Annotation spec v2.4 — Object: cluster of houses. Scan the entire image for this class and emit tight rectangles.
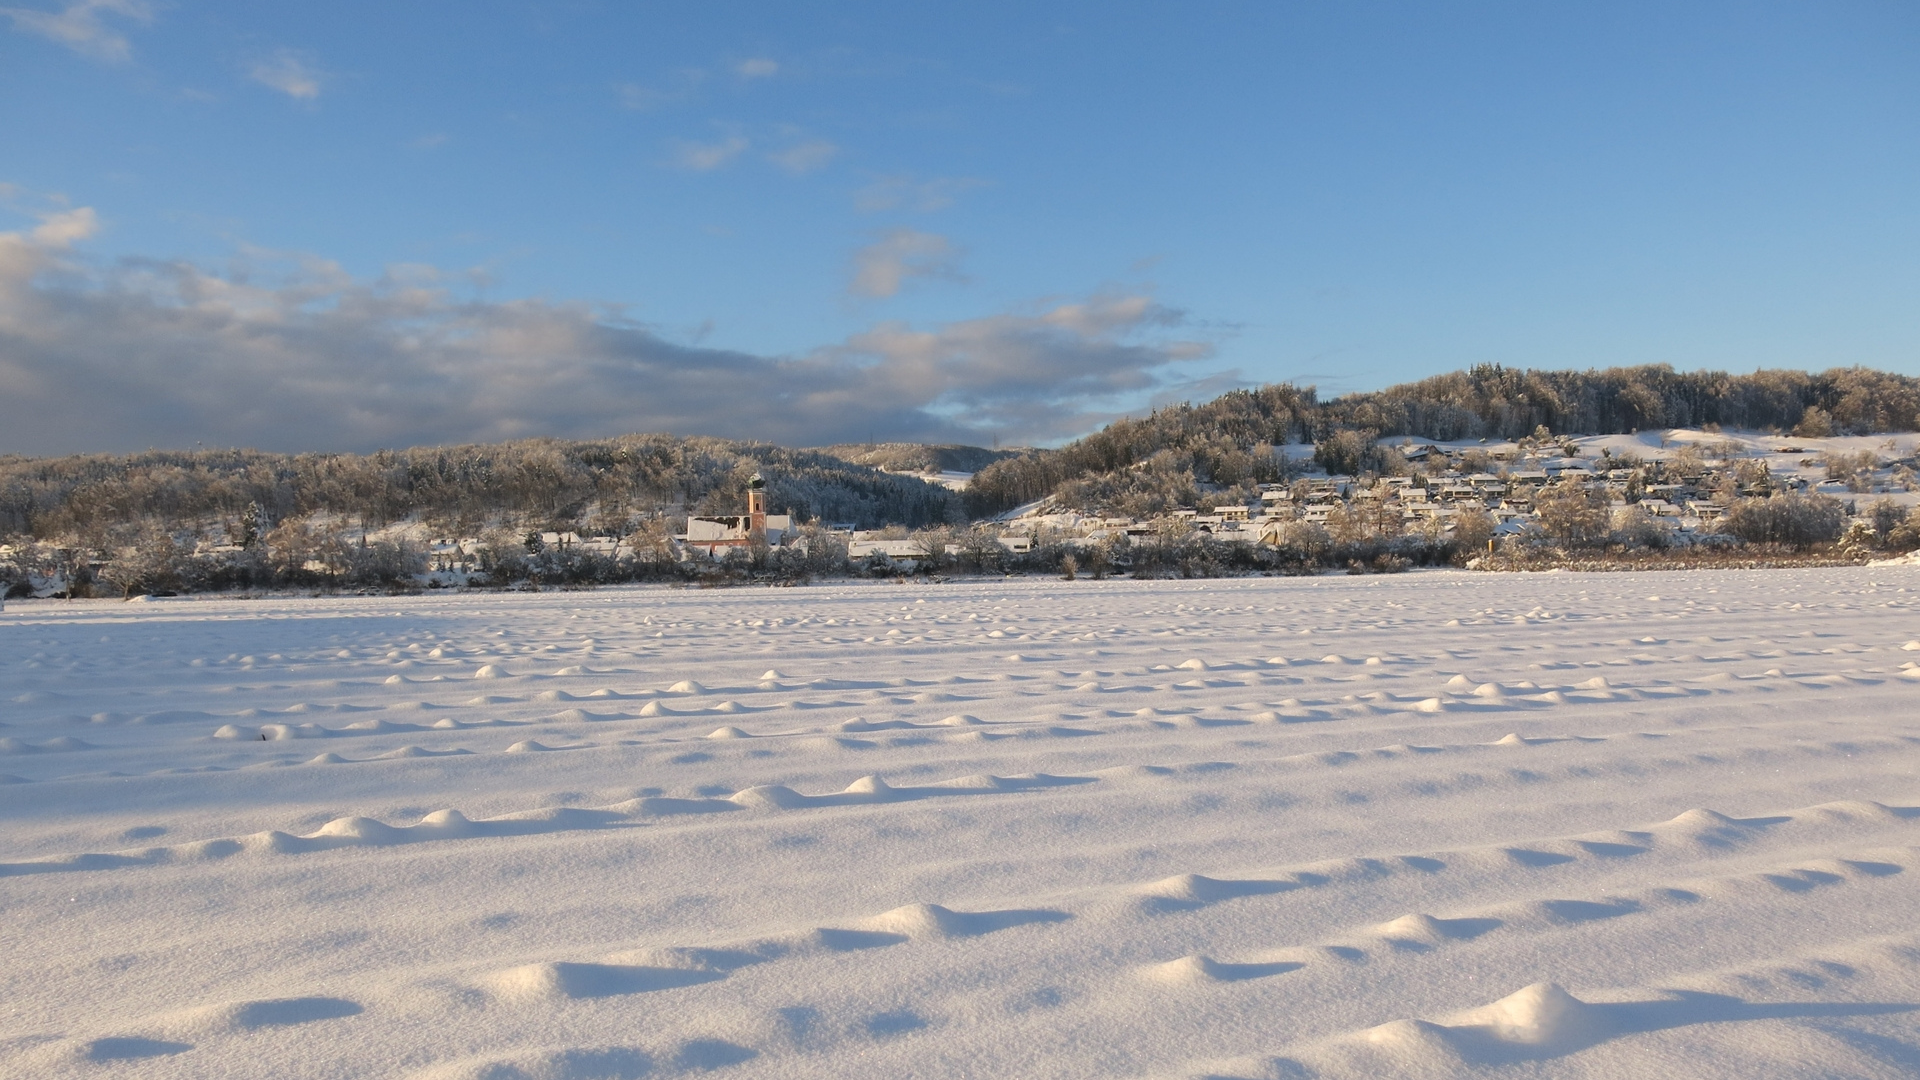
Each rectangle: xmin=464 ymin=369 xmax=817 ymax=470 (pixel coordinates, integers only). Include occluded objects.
xmin=995 ymin=442 xmax=1848 ymax=550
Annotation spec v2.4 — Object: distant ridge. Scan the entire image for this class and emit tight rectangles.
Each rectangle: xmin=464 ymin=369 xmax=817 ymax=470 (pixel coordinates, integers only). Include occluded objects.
xmin=0 ymin=434 xmax=965 ymax=540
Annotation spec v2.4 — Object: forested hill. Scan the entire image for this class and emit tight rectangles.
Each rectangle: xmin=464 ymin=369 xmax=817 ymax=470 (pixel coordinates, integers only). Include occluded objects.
xmin=961 ymin=364 xmax=1920 ymax=518
xmin=0 ymin=435 xmax=965 ymax=541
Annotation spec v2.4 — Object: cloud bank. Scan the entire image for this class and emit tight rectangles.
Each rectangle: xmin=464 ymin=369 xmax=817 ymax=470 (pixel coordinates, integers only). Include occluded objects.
xmin=0 ymin=209 xmax=1217 ymax=456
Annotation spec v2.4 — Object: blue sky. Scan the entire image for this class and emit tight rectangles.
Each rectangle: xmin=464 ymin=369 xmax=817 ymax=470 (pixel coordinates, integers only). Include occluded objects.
xmin=2 ymin=1 xmax=1916 ymax=454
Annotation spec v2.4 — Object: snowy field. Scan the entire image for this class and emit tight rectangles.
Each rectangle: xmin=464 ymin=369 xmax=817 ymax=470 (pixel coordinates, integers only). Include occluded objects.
xmin=7 ymin=570 xmax=1920 ymax=1079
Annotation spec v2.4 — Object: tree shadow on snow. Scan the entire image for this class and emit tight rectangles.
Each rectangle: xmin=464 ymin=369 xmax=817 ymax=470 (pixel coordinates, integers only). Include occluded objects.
xmin=84 ymin=1037 xmax=193 ymax=1062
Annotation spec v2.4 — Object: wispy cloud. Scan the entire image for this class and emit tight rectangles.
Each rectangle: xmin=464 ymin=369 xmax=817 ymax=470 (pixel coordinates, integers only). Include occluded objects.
xmin=0 ymin=0 xmax=150 ymax=62
xmin=616 ymin=83 xmax=674 ymax=111
xmin=615 ymin=67 xmax=705 ymax=111
xmin=0 ymin=213 xmax=1215 ymax=453
xmin=768 ymin=139 xmax=838 ymax=176
xmin=248 ymin=49 xmax=322 ymax=100
xmin=672 ymin=135 xmax=750 ymax=172
xmin=854 ymin=174 xmax=988 ymax=213
xmin=850 ymin=229 xmax=963 ymax=298
xmin=617 ymin=56 xmax=776 ymax=112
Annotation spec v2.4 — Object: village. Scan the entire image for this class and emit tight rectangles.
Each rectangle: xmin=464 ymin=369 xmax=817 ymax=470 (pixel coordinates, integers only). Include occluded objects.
xmin=3 ymin=430 xmax=1915 ymax=597
xmin=423 ymin=430 xmax=1920 ymax=576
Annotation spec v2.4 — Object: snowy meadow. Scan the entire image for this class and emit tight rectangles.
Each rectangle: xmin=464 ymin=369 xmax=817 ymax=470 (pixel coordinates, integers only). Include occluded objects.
xmin=5 ymin=570 xmax=1920 ymax=1078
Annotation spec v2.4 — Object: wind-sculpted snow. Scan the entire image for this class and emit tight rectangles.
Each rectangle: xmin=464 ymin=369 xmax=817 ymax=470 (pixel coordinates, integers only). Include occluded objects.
xmin=7 ymin=570 xmax=1920 ymax=1077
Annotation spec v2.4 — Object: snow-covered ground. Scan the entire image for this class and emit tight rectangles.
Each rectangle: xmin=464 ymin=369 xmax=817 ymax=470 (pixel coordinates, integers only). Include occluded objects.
xmin=6 ymin=571 xmax=1920 ymax=1079
xmin=883 ymin=469 xmax=976 ymax=492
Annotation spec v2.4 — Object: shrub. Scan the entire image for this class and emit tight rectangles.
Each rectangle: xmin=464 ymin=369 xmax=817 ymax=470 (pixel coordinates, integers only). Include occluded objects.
xmin=1722 ymin=493 xmax=1846 ymax=549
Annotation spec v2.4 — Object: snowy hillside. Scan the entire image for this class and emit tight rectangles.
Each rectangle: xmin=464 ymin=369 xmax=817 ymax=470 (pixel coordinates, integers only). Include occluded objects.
xmin=5 ymin=571 xmax=1920 ymax=1078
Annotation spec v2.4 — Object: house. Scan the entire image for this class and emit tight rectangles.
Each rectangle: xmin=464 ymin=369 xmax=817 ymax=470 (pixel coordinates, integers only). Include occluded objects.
xmin=846 ymin=538 xmax=929 ymax=559
xmin=848 ymin=535 xmax=1033 ymax=559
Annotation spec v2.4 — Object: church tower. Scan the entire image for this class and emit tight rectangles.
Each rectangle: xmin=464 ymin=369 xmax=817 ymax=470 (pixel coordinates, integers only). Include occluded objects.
xmin=746 ymin=473 xmax=767 ymax=535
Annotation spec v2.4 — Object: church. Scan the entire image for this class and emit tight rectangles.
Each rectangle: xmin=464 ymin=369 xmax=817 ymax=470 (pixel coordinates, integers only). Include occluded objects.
xmin=679 ymin=473 xmax=796 ymax=557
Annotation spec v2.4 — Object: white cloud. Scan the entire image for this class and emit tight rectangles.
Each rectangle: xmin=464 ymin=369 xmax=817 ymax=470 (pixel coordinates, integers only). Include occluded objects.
xmin=248 ymin=49 xmax=322 ymax=100
xmin=854 ymin=174 xmax=988 ymax=213
xmin=28 ymin=205 xmax=98 ymax=246
xmin=850 ymin=229 xmax=963 ymax=299
xmin=0 ymin=215 xmax=1216 ymax=454
xmin=735 ymin=58 xmax=778 ymax=78
xmin=0 ymin=0 xmax=149 ymax=61
xmin=0 ymin=204 xmax=98 ymax=291
xmin=768 ymin=139 xmax=838 ymax=176
xmin=672 ymin=135 xmax=749 ymax=172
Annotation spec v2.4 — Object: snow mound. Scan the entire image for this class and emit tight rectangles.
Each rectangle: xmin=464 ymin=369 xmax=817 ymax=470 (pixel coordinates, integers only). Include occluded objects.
xmin=1455 ymin=981 xmax=1611 ymax=1049
xmin=728 ymin=785 xmax=809 ymax=809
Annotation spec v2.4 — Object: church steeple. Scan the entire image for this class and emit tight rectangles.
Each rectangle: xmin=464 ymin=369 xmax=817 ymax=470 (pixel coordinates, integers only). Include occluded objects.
xmin=746 ymin=473 xmax=767 ymax=535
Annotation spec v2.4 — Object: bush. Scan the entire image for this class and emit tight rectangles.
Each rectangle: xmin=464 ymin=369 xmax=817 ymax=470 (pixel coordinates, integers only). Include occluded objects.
xmin=1866 ymin=498 xmax=1908 ymax=548
xmin=98 ymin=527 xmax=189 ymax=598
xmin=1608 ymin=504 xmax=1670 ymax=550
xmin=1722 ymin=493 xmax=1846 ymax=549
